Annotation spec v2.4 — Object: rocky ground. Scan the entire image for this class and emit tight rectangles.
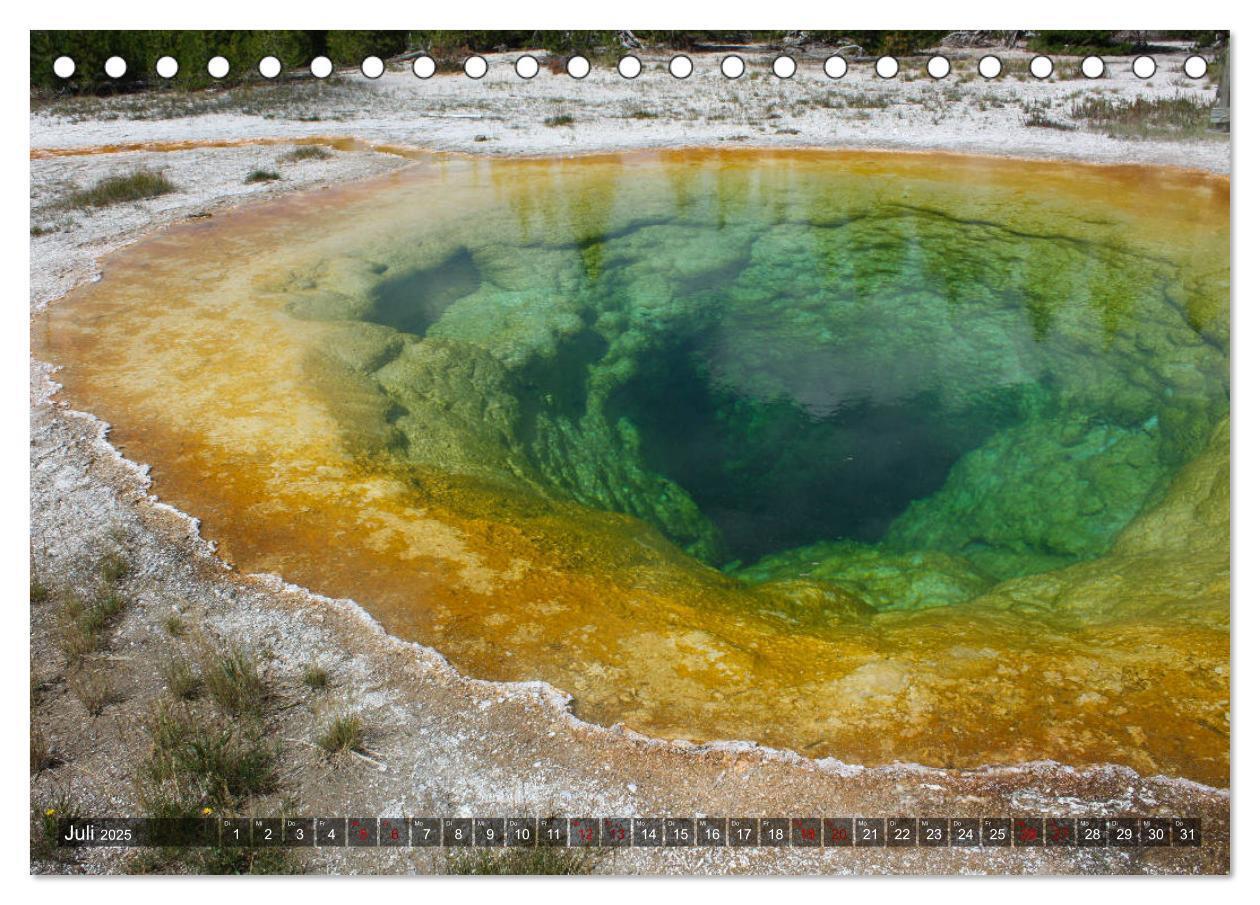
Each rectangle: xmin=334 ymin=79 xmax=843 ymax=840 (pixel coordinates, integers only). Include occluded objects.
xmin=29 ymin=43 xmax=1230 ymax=875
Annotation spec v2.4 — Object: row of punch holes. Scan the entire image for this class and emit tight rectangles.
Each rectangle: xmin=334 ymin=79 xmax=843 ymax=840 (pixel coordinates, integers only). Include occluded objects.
xmin=52 ymin=52 xmax=1211 ymax=83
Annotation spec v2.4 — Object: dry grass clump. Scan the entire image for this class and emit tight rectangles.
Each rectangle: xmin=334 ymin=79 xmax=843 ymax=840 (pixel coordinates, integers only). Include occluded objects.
xmin=244 ymin=168 xmax=281 ymax=184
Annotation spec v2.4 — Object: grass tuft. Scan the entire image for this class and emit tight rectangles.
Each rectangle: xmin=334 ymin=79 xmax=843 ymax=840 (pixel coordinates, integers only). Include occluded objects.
xmin=163 ymin=613 xmax=187 ymax=637
xmin=97 ymin=549 xmax=131 ymax=584
xmin=244 ymin=169 xmax=281 ymax=184
xmin=31 ymin=726 xmax=61 ymax=774
xmin=66 ymin=170 xmax=175 ymax=208
xmin=1024 ymin=111 xmax=1077 ymax=131
xmin=68 ymin=667 xmax=124 ymax=716
xmin=316 ymin=714 xmax=364 ymax=756
xmin=161 ymin=655 xmax=202 ymax=700
xmin=1068 ymin=95 xmax=1215 ymax=138
xmin=56 ymin=591 xmax=128 ymax=662
xmin=301 ymin=664 xmax=329 ymax=691
xmin=279 ymin=145 xmax=332 ymax=162
xmin=32 ymin=788 xmax=78 ymax=862
xmin=141 ymin=701 xmax=278 ymax=812
xmin=544 ymin=114 xmax=575 ymax=127
xmin=200 ymin=644 xmax=268 ymax=718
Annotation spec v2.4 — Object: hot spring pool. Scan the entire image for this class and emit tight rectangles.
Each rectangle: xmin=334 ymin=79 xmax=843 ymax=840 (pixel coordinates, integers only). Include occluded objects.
xmin=37 ymin=148 xmax=1230 ymax=783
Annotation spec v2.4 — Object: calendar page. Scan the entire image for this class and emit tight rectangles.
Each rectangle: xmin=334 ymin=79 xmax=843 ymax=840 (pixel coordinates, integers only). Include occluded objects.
xmin=27 ymin=18 xmax=1230 ymax=878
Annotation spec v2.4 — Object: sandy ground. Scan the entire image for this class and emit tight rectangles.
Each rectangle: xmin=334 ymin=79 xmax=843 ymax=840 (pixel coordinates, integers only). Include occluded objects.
xmin=28 ymin=45 xmax=1230 ymax=875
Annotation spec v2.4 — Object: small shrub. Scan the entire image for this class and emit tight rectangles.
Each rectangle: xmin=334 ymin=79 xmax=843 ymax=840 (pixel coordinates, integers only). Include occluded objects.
xmin=30 ymin=574 xmax=49 ymax=604
xmin=317 ymin=714 xmax=364 ymax=756
xmin=279 ymin=145 xmax=333 ymax=162
xmin=629 ymin=110 xmax=658 ymax=119
xmin=544 ymin=114 xmax=575 ymax=127
xmin=66 ymin=170 xmax=175 ymax=208
xmin=301 ymin=664 xmax=329 ymax=691
xmin=245 ymin=169 xmax=282 ymax=184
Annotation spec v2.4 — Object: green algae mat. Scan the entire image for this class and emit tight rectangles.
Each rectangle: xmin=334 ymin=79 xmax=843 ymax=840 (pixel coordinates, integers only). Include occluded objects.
xmin=36 ymin=149 xmax=1230 ymax=785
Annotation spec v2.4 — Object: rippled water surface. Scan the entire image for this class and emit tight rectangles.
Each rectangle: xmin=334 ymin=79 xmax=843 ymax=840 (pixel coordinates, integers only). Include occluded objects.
xmin=37 ymin=149 xmax=1230 ymax=783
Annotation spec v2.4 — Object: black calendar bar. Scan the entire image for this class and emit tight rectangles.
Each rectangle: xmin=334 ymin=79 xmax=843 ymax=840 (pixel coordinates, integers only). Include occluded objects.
xmin=57 ymin=816 xmax=1202 ymax=848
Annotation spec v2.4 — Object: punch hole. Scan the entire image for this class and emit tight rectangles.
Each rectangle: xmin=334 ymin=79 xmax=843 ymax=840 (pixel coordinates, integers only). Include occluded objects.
xmin=361 ymin=56 xmax=385 ymax=79
xmin=772 ymin=55 xmax=796 ymax=79
xmin=1132 ymin=55 xmax=1156 ymax=79
xmin=1029 ymin=55 xmax=1053 ymax=79
xmin=977 ymin=55 xmax=1001 ymax=79
xmin=669 ymin=55 xmax=693 ymax=79
xmin=1183 ymin=55 xmax=1208 ymax=79
xmin=259 ymin=56 xmax=281 ymax=79
xmin=515 ymin=55 xmax=539 ymax=79
xmin=207 ymin=56 xmax=230 ymax=79
xmin=823 ymin=55 xmax=848 ymax=79
xmin=567 ymin=55 xmax=591 ymax=79
xmin=618 ymin=55 xmax=642 ymax=79
xmin=156 ymin=56 xmax=178 ymax=79
xmin=1081 ymin=56 xmax=1105 ymax=79
xmin=875 ymin=56 xmax=898 ymax=79
xmin=53 ymin=56 xmax=76 ymax=78
xmin=310 ymin=56 xmax=333 ymax=78
xmin=926 ymin=56 xmax=950 ymax=79
xmin=721 ymin=55 xmax=745 ymax=79
xmin=411 ymin=55 xmax=435 ymax=79
xmin=104 ymin=56 xmax=127 ymax=79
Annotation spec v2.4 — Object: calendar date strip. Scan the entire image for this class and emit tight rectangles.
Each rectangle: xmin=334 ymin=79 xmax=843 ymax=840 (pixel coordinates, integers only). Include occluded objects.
xmin=57 ymin=816 xmax=1202 ymax=848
